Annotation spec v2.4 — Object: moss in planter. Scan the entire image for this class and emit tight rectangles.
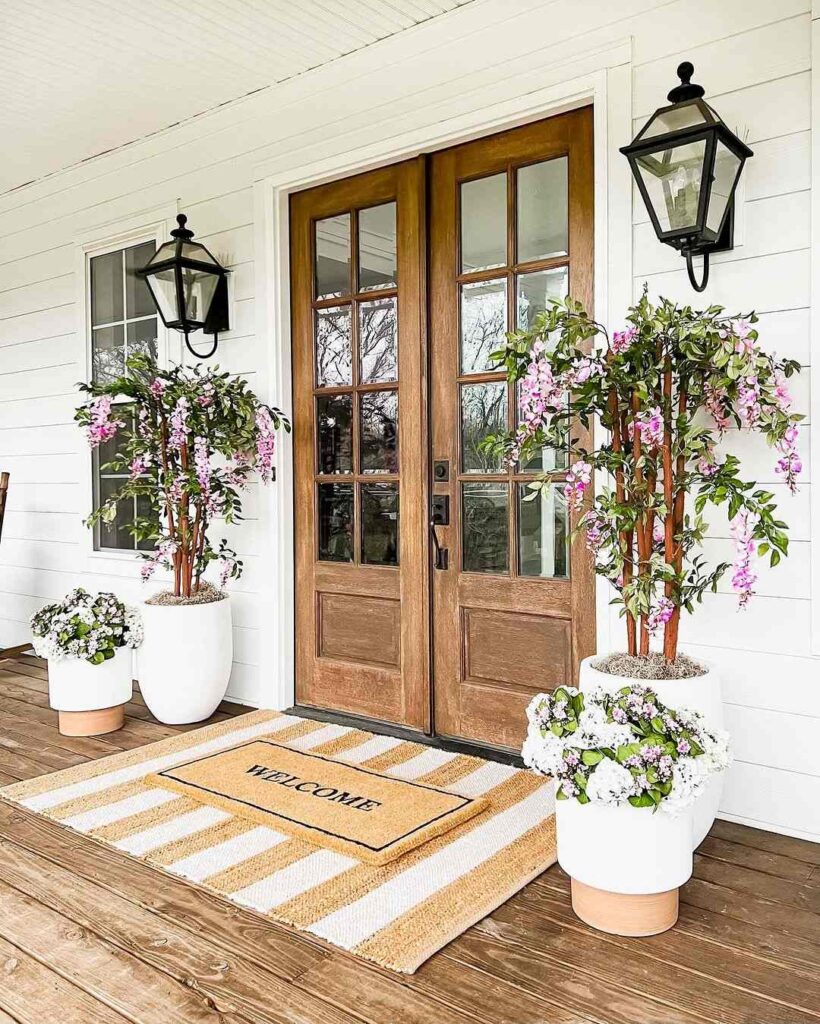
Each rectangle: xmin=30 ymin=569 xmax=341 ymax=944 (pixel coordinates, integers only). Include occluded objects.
xmin=592 ymin=652 xmax=706 ymax=680
xmin=145 ymin=581 xmax=226 ymax=607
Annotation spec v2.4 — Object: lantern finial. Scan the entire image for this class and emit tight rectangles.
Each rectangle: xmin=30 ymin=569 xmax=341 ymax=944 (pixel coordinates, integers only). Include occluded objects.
xmin=667 ymin=61 xmax=705 ymax=103
xmin=171 ymin=213 xmax=194 ymax=240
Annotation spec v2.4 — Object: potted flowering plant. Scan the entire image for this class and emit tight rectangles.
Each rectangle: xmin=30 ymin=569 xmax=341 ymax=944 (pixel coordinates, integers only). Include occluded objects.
xmin=31 ymin=588 xmax=143 ymax=736
xmin=488 ymin=291 xmax=800 ymax=844
xmin=524 ymin=684 xmax=729 ymax=935
xmin=76 ymin=353 xmax=289 ymax=724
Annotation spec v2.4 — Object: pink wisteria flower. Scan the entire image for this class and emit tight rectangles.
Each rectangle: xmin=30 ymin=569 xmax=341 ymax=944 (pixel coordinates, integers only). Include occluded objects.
xmin=631 ymin=406 xmax=664 ymax=450
xmin=730 ymin=508 xmax=758 ymax=609
xmin=733 ymin=319 xmax=755 ymax=356
xmin=140 ymin=537 xmax=179 ymax=582
xmin=775 ymin=424 xmax=802 ymax=494
xmin=84 ymin=395 xmax=123 ymax=448
xmin=705 ymin=384 xmax=731 ymax=435
xmin=566 ymin=356 xmax=603 ymax=386
xmin=737 ymin=376 xmax=761 ymax=428
xmin=564 ymin=460 xmax=592 ymax=511
xmin=148 ymin=377 xmax=166 ymax=399
xmin=611 ymin=326 xmax=637 ymax=355
xmin=168 ymin=396 xmax=190 ymax=450
xmin=647 ymin=596 xmax=675 ymax=635
xmin=193 ymin=436 xmax=211 ymax=494
xmin=255 ymin=407 xmax=277 ymax=484
xmin=129 ymin=453 xmax=151 ymax=480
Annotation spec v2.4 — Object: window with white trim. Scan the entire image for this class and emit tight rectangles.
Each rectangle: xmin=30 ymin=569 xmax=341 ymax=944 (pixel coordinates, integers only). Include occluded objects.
xmin=89 ymin=240 xmax=158 ymax=552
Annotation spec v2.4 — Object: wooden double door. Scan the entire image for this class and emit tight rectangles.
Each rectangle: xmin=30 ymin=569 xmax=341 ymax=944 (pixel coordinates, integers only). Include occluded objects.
xmin=291 ymin=107 xmax=595 ymax=750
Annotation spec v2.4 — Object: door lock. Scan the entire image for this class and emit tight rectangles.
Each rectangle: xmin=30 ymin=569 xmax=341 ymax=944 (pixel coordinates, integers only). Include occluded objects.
xmin=431 ymin=494 xmax=450 ymax=526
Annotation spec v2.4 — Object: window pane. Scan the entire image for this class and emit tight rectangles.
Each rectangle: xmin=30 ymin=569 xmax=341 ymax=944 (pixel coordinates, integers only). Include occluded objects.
xmin=518 ymin=483 xmax=569 ymax=578
xmin=360 ymin=390 xmax=398 ymax=473
xmin=97 ymin=478 xmax=135 ymax=550
xmin=359 ymin=297 xmax=397 ymax=384
xmin=358 ymin=202 xmax=397 ymax=291
xmin=91 ymin=250 xmax=123 ymax=326
xmin=125 ymin=242 xmax=157 ymax=318
xmin=462 ymin=482 xmax=509 ymax=574
xmin=461 ymin=173 xmax=506 ymax=273
xmin=517 ymin=158 xmax=568 ymax=263
xmin=92 ymin=324 xmax=125 ymax=383
xmin=517 ymin=267 xmax=568 ymax=331
xmin=315 ymin=214 xmax=351 ymax=299
xmin=361 ymin=483 xmax=399 ymax=566
xmin=460 ymin=278 xmax=507 ymax=374
xmin=317 ymin=394 xmax=353 ymax=474
xmin=126 ymin=318 xmax=158 ymax=363
xmin=315 ymin=306 xmax=352 ymax=387
xmin=461 ymin=381 xmax=507 ymax=473
xmin=318 ymin=483 xmax=353 ymax=562
xmin=135 ymin=492 xmax=156 ymax=552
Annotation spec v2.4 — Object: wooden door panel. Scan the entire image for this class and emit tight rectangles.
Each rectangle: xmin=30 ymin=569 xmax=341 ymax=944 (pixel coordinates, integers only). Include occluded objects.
xmin=291 ymin=159 xmax=429 ymax=730
xmin=429 ymin=107 xmax=596 ymax=751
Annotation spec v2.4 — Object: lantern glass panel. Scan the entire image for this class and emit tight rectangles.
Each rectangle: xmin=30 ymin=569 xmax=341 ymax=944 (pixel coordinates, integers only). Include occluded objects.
xmin=180 ymin=241 xmax=219 ymax=265
xmin=145 ymin=268 xmax=179 ymax=325
xmin=706 ymin=139 xmax=742 ymax=234
xmin=635 ymin=138 xmax=707 ymax=234
xmin=638 ymin=99 xmax=712 ymax=140
xmin=147 ymin=240 xmax=177 ymax=266
xmin=180 ymin=266 xmax=219 ymax=324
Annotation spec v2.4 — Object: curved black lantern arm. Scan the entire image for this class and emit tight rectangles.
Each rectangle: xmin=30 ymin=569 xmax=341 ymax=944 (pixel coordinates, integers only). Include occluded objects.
xmin=182 ymin=329 xmax=219 ymax=359
xmin=684 ymin=250 xmax=709 ymax=292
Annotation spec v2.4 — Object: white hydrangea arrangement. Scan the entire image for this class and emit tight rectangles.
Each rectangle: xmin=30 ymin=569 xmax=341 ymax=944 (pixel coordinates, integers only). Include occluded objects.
xmin=31 ymin=588 xmax=143 ymax=666
xmin=523 ymin=684 xmax=730 ymax=816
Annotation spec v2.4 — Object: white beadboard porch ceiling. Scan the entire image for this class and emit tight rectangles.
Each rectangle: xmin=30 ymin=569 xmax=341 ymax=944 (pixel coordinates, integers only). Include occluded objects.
xmin=0 ymin=0 xmax=474 ymax=196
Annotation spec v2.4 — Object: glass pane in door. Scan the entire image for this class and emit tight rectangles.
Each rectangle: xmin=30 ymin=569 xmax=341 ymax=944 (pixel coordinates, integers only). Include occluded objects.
xmin=460 ymin=278 xmax=507 ymax=373
xmin=462 ymin=482 xmax=509 ymax=573
xmin=460 ymin=173 xmax=506 ymax=272
xmin=518 ymin=483 xmax=569 ymax=578
xmin=315 ymin=214 xmax=351 ymax=298
xmin=516 ymin=158 xmax=568 ymax=262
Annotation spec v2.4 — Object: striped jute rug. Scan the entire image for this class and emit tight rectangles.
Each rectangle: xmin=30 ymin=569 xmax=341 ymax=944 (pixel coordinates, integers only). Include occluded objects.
xmin=0 ymin=710 xmax=556 ymax=973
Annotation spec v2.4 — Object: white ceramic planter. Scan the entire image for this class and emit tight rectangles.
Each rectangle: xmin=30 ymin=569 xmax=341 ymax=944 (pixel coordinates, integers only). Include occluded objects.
xmin=48 ymin=648 xmax=133 ymax=736
xmin=556 ymin=797 xmax=694 ymax=935
xmin=579 ymin=654 xmax=724 ymax=848
xmin=137 ymin=595 xmax=233 ymax=724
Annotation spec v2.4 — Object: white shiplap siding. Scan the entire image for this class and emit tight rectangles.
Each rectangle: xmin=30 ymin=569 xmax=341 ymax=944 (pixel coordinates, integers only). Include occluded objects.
xmin=0 ymin=0 xmax=817 ymax=838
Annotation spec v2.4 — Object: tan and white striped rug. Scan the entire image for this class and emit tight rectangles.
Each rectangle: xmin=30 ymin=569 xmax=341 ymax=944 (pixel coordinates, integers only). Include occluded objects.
xmin=0 ymin=710 xmax=556 ymax=973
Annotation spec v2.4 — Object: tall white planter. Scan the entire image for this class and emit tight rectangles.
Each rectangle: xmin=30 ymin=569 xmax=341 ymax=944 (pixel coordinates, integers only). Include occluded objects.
xmin=579 ymin=655 xmax=724 ymax=848
xmin=556 ymin=797 xmax=694 ymax=935
xmin=48 ymin=648 xmax=133 ymax=736
xmin=137 ymin=596 xmax=233 ymax=724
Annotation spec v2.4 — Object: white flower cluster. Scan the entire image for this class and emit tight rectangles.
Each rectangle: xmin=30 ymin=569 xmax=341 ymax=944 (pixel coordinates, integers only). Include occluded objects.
xmin=31 ymin=588 xmax=143 ymax=666
xmin=522 ymin=684 xmax=730 ymax=816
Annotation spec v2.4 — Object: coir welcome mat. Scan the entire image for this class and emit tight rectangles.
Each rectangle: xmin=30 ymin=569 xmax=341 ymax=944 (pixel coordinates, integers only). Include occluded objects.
xmin=1 ymin=710 xmax=556 ymax=973
xmin=149 ymin=739 xmax=487 ymax=864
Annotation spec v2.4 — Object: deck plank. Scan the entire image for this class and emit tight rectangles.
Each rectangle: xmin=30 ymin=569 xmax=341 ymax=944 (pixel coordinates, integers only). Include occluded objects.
xmin=0 ymin=655 xmax=817 ymax=1024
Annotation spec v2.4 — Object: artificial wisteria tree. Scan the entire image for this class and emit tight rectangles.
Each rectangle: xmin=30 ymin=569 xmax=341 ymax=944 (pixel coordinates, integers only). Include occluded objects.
xmin=488 ymin=291 xmax=802 ymax=663
xmin=76 ymin=354 xmax=289 ymax=599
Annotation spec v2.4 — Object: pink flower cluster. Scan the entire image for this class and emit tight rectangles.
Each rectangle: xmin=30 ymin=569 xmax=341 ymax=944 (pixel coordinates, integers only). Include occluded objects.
xmin=647 ymin=596 xmax=675 ymax=635
xmin=85 ymin=396 xmax=123 ymax=449
xmin=193 ymin=436 xmax=211 ymax=494
xmin=737 ymin=376 xmax=761 ymax=427
xmin=519 ymin=345 xmax=565 ymax=436
xmin=129 ymin=454 xmax=150 ymax=480
xmin=729 ymin=508 xmax=758 ymax=609
xmin=149 ymin=377 xmax=166 ymax=399
xmin=630 ymin=406 xmax=664 ymax=450
xmin=140 ymin=537 xmax=179 ymax=582
xmin=775 ymin=424 xmax=802 ymax=494
xmin=565 ymin=356 xmax=604 ymax=387
xmin=705 ymin=384 xmax=731 ymax=435
xmin=197 ymin=382 xmax=215 ymax=408
xmin=580 ymin=508 xmax=607 ymax=552
xmin=564 ymin=460 xmax=592 ymax=511
xmin=611 ymin=326 xmax=637 ymax=355
xmin=732 ymin=319 xmax=755 ymax=356
xmin=255 ymin=407 xmax=277 ymax=484
xmin=169 ymin=397 xmax=190 ymax=451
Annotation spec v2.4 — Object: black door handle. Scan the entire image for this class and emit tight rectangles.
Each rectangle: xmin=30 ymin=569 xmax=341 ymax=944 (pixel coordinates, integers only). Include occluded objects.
xmin=430 ymin=521 xmax=449 ymax=570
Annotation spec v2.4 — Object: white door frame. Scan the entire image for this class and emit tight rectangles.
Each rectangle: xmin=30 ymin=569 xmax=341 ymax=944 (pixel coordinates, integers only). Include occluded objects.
xmin=252 ymin=40 xmax=634 ymax=711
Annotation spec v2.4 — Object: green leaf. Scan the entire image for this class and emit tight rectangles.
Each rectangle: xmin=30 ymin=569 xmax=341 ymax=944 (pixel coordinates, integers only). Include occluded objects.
xmin=581 ymin=750 xmax=604 ymax=766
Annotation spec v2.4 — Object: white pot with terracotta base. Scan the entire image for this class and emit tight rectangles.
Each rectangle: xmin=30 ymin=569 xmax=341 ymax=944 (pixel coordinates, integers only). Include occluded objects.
xmin=137 ymin=595 xmax=232 ymax=724
xmin=556 ymin=796 xmax=694 ymax=936
xmin=579 ymin=655 xmax=724 ymax=848
xmin=48 ymin=648 xmax=133 ymax=736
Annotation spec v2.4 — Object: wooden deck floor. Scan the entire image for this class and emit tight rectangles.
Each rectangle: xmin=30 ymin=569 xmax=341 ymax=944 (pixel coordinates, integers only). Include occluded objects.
xmin=0 ymin=655 xmax=817 ymax=1024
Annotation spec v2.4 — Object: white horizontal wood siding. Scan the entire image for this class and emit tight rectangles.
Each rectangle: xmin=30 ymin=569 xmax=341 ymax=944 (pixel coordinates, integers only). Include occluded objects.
xmin=0 ymin=0 xmax=817 ymax=838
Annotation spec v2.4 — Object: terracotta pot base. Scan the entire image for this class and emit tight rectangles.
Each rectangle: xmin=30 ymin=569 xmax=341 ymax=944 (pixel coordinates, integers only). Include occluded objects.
xmin=58 ymin=705 xmax=125 ymax=737
xmin=571 ymin=878 xmax=679 ymax=936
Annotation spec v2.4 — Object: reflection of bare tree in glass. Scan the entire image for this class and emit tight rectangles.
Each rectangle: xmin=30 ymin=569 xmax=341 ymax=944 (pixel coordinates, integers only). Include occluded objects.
xmin=359 ymin=300 xmax=397 ymax=383
xmin=461 ymin=283 xmax=506 ymax=373
xmin=362 ymin=485 xmax=399 ymax=565
xmin=318 ymin=395 xmax=353 ymax=474
xmin=361 ymin=391 xmax=398 ymax=473
xmin=316 ymin=308 xmax=352 ymax=386
xmin=462 ymin=383 xmax=506 ymax=472
xmin=463 ymin=484 xmax=508 ymax=574
xmin=318 ymin=484 xmax=353 ymax=561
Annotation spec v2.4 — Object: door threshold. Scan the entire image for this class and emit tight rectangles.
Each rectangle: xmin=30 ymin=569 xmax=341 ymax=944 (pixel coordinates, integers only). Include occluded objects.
xmin=287 ymin=704 xmax=523 ymax=768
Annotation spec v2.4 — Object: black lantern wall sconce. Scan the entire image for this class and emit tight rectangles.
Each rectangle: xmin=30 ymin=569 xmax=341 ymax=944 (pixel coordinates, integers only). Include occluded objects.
xmin=137 ymin=214 xmax=229 ymax=358
xmin=620 ymin=62 xmax=753 ymax=292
